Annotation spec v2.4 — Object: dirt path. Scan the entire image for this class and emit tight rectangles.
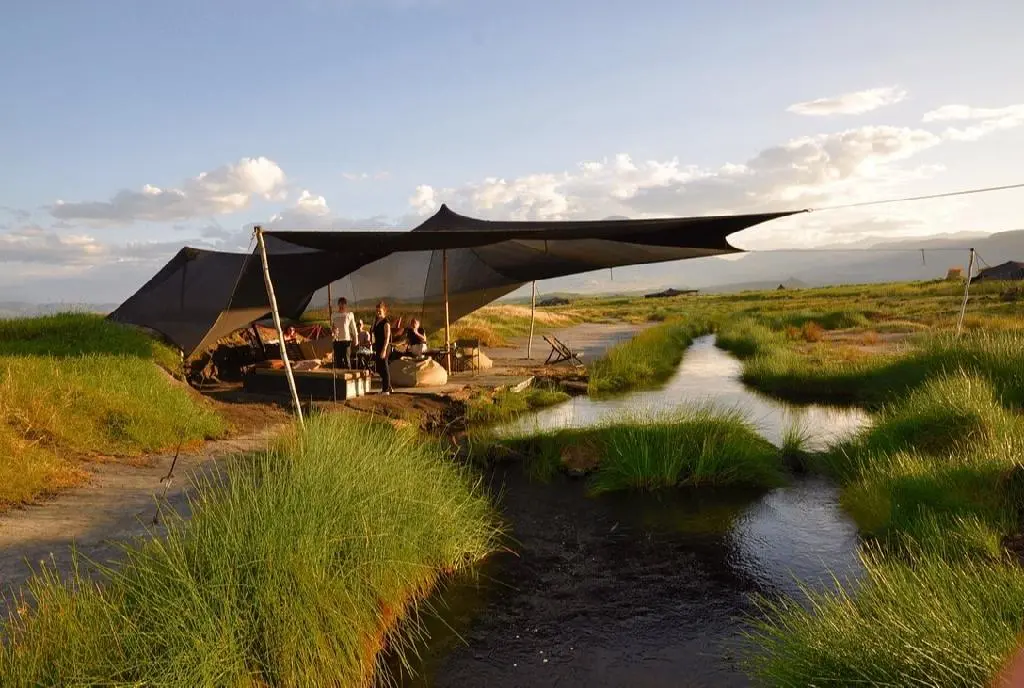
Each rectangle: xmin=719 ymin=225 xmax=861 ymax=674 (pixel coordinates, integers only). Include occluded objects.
xmin=0 ymin=422 xmax=287 ymax=610
xmin=487 ymin=322 xmax=649 ymax=380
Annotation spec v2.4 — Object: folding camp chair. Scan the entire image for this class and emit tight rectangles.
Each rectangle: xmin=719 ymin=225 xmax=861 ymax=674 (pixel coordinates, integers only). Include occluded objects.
xmin=543 ymin=335 xmax=584 ymax=367
xmin=455 ymin=338 xmax=481 ymax=375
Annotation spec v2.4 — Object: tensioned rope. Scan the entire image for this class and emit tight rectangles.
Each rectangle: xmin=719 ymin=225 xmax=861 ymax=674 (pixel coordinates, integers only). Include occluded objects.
xmin=804 ymin=181 xmax=1024 ymax=213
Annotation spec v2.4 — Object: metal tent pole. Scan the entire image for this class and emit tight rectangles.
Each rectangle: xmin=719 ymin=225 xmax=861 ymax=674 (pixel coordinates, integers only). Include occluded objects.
xmin=956 ymin=247 xmax=977 ymax=336
xmin=528 ymin=280 xmax=537 ymax=359
xmin=255 ymin=226 xmax=305 ymax=428
xmin=442 ymin=249 xmax=452 ymax=372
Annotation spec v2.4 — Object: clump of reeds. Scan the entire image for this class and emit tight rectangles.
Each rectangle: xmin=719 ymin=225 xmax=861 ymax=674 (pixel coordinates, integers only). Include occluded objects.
xmin=0 ymin=413 xmax=500 ymax=687
xmin=588 ymin=318 xmax=714 ymax=394
xmin=747 ymin=546 xmax=1024 ymax=687
xmin=501 ymin=406 xmax=786 ymax=492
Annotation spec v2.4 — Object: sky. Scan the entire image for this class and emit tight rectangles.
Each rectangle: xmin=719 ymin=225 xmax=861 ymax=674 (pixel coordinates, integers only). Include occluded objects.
xmin=2 ymin=0 xmax=1024 ymax=302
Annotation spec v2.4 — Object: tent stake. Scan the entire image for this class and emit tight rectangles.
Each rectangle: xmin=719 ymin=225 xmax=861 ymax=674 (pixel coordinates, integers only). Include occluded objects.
xmin=956 ymin=247 xmax=976 ymax=336
xmin=255 ymin=226 xmax=305 ymax=428
xmin=528 ymin=281 xmax=536 ymax=359
xmin=443 ymin=249 xmax=452 ymax=371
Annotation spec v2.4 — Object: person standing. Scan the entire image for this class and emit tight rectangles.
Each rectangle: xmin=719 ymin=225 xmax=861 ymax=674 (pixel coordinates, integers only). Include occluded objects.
xmin=372 ymin=301 xmax=393 ymax=394
xmin=331 ymin=297 xmax=358 ymax=369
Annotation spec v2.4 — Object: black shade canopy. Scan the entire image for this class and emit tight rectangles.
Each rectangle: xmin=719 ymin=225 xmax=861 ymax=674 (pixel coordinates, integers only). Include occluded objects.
xmin=108 ymin=205 xmax=801 ymax=355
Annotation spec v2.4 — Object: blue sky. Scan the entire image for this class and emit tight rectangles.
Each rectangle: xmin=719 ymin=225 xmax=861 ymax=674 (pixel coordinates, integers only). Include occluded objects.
xmin=2 ymin=0 xmax=1023 ymax=301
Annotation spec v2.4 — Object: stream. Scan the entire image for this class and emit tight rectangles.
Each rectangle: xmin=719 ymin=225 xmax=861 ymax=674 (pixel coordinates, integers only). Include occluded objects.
xmin=396 ymin=336 xmax=869 ymax=687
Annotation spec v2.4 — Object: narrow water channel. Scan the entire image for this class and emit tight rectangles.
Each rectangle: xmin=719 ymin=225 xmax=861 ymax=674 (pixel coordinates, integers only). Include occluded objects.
xmin=500 ymin=335 xmax=869 ymax=449
xmin=396 ymin=336 xmax=869 ymax=687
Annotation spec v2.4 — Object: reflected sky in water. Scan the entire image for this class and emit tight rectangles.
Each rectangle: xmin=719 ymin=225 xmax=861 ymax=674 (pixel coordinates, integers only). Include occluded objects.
xmin=401 ymin=339 xmax=869 ymax=686
xmin=499 ymin=335 xmax=870 ymax=450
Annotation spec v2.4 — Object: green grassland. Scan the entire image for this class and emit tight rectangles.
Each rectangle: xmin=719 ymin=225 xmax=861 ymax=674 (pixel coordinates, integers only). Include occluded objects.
xmin=0 ymin=313 xmax=225 ymax=509
xmin=5 ymin=277 xmax=1024 ymax=686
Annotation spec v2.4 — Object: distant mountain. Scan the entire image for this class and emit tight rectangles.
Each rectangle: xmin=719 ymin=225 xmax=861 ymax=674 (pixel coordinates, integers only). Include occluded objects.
xmin=507 ymin=229 xmax=1024 ymax=298
xmin=0 ymin=302 xmax=118 ymax=319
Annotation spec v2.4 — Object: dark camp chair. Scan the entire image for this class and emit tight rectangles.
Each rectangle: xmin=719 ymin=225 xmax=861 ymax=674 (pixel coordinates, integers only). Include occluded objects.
xmin=543 ymin=335 xmax=584 ymax=367
xmin=455 ymin=338 xmax=481 ymax=375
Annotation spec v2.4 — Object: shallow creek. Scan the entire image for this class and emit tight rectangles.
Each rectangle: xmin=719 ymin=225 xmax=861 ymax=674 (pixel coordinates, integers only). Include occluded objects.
xmin=396 ymin=336 xmax=870 ymax=687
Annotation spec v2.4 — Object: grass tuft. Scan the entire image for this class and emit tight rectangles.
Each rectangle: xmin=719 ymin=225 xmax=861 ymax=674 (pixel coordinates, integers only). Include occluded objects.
xmin=465 ymin=386 xmax=570 ymax=425
xmin=748 ymin=549 xmax=1024 ymax=687
xmin=501 ymin=407 xmax=786 ymax=492
xmin=0 ymin=413 xmax=499 ymax=687
xmin=588 ymin=319 xmax=713 ymax=394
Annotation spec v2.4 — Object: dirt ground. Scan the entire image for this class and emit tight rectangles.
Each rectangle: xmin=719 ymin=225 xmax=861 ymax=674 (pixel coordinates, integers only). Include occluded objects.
xmin=489 ymin=322 xmax=648 ymax=382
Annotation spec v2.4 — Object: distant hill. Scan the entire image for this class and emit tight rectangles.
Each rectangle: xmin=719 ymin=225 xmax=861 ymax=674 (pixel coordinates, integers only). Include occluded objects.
xmin=0 ymin=302 xmax=118 ymax=319
xmin=504 ymin=229 xmax=1024 ymax=298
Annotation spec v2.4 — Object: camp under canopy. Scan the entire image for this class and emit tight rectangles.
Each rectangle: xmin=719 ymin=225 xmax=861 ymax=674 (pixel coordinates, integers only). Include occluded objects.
xmin=108 ymin=204 xmax=801 ymax=356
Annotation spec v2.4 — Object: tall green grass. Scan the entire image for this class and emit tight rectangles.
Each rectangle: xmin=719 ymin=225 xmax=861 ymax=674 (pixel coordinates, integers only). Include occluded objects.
xmin=749 ymin=548 xmax=1024 ymax=687
xmin=815 ymin=373 xmax=1024 ymax=558
xmin=0 ymin=413 xmax=499 ymax=687
xmin=0 ymin=314 xmax=225 ymax=508
xmin=588 ymin=319 xmax=713 ymax=394
xmin=502 ymin=407 xmax=786 ymax=492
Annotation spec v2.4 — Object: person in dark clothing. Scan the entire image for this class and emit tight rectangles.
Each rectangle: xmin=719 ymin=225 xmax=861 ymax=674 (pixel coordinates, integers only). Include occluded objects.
xmin=372 ymin=301 xmax=393 ymax=394
xmin=406 ymin=318 xmax=428 ymax=355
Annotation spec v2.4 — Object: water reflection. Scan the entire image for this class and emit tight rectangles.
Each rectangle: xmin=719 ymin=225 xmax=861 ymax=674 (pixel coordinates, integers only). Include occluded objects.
xmin=399 ymin=477 xmax=863 ymax=687
xmin=397 ymin=337 xmax=868 ymax=686
xmin=499 ymin=335 xmax=869 ymax=449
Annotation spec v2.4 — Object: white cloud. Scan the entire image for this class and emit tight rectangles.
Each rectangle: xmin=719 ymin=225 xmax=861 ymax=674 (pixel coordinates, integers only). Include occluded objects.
xmin=923 ymin=103 xmax=1024 ymax=141
xmin=0 ymin=225 xmax=107 ymax=264
xmin=413 ymin=126 xmax=943 ymax=232
xmin=49 ymin=157 xmax=287 ymax=225
xmin=788 ymin=86 xmax=907 ymax=116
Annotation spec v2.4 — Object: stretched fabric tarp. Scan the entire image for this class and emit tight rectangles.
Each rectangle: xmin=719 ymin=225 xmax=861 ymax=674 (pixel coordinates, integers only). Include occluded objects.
xmin=108 ymin=204 xmax=802 ymax=356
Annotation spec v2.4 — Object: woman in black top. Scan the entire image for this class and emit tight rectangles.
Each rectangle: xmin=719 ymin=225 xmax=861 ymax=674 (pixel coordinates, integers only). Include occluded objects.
xmin=372 ymin=301 xmax=393 ymax=394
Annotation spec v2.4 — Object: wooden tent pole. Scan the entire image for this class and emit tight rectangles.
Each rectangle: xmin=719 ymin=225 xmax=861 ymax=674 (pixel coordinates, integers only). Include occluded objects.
xmin=528 ymin=280 xmax=537 ymax=359
xmin=443 ymin=249 xmax=452 ymax=371
xmin=327 ymin=282 xmax=333 ymax=330
xmin=255 ymin=226 xmax=305 ymax=428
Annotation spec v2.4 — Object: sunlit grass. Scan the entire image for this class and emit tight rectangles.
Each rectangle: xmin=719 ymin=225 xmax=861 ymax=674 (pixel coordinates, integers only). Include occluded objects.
xmin=465 ymin=386 xmax=570 ymax=425
xmin=0 ymin=313 xmax=225 ymax=509
xmin=588 ymin=319 xmax=714 ymax=394
xmin=499 ymin=406 xmax=785 ymax=493
xmin=0 ymin=413 xmax=500 ymax=687
xmin=748 ymin=548 xmax=1024 ymax=687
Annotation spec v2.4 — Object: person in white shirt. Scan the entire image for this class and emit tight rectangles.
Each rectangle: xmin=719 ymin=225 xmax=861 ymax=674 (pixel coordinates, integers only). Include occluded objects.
xmin=331 ymin=297 xmax=358 ymax=369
